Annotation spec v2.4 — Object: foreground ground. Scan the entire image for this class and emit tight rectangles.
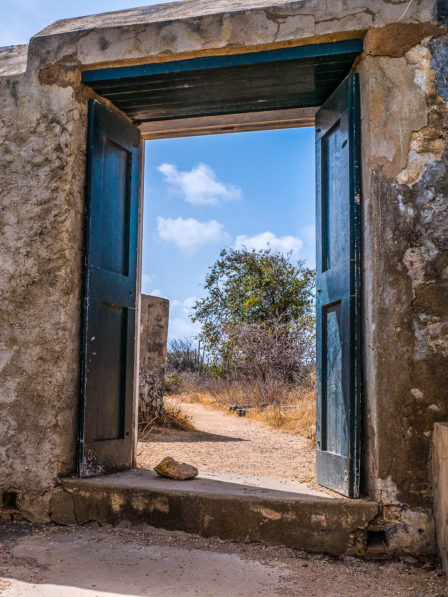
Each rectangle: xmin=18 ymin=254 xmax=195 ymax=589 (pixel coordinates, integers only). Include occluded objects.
xmin=0 ymin=522 xmax=446 ymax=596
xmin=137 ymin=398 xmax=328 ymax=494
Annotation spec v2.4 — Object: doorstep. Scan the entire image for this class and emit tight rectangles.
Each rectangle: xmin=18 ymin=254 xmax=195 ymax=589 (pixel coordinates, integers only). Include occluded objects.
xmin=53 ymin=468 xmax=378 ymax=556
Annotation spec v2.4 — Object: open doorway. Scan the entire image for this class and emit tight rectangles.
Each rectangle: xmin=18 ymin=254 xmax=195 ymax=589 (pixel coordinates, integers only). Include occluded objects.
xmin=79 ymin=42 xmax=362 ymax=499
xmin=137 ymin=127 xmax=328 ymax=495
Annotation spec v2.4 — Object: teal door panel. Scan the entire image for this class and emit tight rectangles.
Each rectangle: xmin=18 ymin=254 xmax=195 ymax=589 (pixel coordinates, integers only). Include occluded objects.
xmin=315 ymin=74 xmax=362 ymax=498
xmin=79 ymin=100 xmax=141 ymax=477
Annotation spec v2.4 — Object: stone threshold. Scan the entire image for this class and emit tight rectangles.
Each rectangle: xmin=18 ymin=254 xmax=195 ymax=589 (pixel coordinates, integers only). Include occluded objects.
xmin=51 ymin=469 xmax=379 ymax=556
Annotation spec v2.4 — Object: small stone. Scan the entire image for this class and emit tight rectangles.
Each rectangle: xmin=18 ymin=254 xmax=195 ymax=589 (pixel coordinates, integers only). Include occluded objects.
xmin=154 ymin=456 xmax=198 ymax=480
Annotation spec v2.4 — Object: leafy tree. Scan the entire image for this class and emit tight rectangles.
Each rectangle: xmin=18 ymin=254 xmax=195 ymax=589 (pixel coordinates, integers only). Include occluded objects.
xmin=191 ymin=247 xmax=315 ymax=368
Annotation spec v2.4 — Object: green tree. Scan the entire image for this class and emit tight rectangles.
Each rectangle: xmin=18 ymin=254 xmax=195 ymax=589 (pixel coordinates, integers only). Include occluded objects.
xmin=191 ymin=247 xmax=315 ymax=368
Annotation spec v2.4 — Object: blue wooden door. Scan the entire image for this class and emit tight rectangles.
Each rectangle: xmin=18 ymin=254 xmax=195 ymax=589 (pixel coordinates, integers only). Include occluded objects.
xmin=315 ymin=75 xmax=362 ymax=497
xmin=79 ymin=100 xmax=141 ymax=477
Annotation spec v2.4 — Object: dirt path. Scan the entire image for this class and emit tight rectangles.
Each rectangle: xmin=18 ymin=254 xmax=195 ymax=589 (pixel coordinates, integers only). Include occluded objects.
xmin=137 ymin=399 xmax=333 ymax=495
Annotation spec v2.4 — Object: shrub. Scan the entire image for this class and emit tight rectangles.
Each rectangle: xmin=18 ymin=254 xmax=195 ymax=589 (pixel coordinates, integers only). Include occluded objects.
xmin=164 ymin=371 xmax=183 ymax=394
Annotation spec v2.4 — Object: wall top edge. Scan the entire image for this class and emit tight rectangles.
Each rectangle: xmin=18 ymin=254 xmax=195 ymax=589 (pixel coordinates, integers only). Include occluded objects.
xmin=34 ymin=0 xmax=305 ymax=38
xmin=32 ymin=0 xmax=437 ymax=41
xmin=17 ymin=0 xmax=439 ymax=74
xmin=0 ymin=44 xmax=28 ymax=77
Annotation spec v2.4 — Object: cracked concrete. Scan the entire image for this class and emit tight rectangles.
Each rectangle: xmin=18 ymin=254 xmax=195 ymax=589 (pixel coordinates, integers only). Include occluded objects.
xmin=1 ymin=522 xmax=446 ymax=597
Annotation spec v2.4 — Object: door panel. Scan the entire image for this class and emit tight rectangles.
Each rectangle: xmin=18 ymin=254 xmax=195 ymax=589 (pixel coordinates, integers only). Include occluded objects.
xmin=315 ymin=74 xmax=361 ymax=497
xmin=79 ymin=99 xmax=141 ymax=477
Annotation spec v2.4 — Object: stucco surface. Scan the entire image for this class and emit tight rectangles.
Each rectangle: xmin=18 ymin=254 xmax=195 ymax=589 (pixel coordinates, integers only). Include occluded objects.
xmin=35 ymin=0 xmax=437 ymax=37
xmin=0 ymin=45 xmax=28 ymax=77
xmin=0 ymin=67 xmax=88 ymax=520
xmin=139 ymin=295 xmax=169 ymax=420
xmin=27 ymin=0 xmax=437 ymax=72
xmin=358 ymin=30 xmax=448 ymax=552
xmin=0 ymin=0 xmax=447 ymax=555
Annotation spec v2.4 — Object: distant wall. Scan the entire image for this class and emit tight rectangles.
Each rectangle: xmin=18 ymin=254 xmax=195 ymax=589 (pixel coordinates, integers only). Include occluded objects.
xmin=433 ymin=423 xmax=448 ymax=573
xmin=139 ymin=295 xmax=169 ymax=421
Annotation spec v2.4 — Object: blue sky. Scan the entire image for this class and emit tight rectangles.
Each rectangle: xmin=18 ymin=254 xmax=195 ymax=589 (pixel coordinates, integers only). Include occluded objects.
xmin=143 ymin=129 xmax=315 ymax=339
xmin=4 ymin=1 xmax=316 ymax=341
xmin=2 ymin=0 xmax=176 ymax=47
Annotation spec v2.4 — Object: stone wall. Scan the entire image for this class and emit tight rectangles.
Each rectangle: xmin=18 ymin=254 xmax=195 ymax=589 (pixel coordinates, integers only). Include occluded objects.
xmin=0 ymin=46 xmax=88 ymax=522
xmin=357 ymin=28 xmax=448 ymax=553
xmin=139 ymin=295 xmax=169 ymax=422
xmin=0 ymin=0 xmax=446 ymax=553
xmin=433 ymin=422 xmax=448 ymax=573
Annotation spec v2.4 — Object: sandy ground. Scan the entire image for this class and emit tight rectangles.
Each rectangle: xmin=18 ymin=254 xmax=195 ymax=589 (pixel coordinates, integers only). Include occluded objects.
xmin=0 ymin=522 xmax=446 ymax=597
xmin=137 ymin=399 xmax=332 ymax=495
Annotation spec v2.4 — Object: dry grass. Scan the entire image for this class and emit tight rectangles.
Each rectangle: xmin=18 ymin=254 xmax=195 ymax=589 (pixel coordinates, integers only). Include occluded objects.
xmin=170 ymin=382 xmax=316 ymax=444
xmin=138 ymin=404 xmax=195 ymax=440
xmin=245 ymin=388 xmax=316 ymax=444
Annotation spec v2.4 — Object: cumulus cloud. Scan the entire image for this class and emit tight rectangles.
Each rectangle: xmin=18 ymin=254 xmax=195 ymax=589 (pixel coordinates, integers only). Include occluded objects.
xmin=234 ymin=231 xmax=303 ymax=258
xmin=168 ymin=317 xmax=201 ymax=340
xmin=157 ymin=162 xmax=242 ymax=206
xmin=157 ymin=216 xmax=228 ymax=252
xmin=182 ymin=296 xmax=198 ymax=311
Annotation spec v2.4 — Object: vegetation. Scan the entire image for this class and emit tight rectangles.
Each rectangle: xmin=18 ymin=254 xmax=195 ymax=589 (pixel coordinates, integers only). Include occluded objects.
xmin=138 ymin=403 xmax=195 ymax=440
xmin=162 ymin=247 xmax=317 ymax=440
xmin=170 ymin=372 xmax=316 ymax=444
xmin=191 ymin=247 xmax=315 ymax=372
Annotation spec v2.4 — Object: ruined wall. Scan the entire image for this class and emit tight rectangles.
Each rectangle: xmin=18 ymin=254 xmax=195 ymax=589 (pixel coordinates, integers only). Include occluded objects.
xmin=0 ymin=46 xmax=88 ymax=521
xmin=358 ymin=28 xmax=448 ymax=553
xmin=139 ymin=295 xmax=170 ymax=422
xmin=0 ymin=0 xmax=446 ymax=548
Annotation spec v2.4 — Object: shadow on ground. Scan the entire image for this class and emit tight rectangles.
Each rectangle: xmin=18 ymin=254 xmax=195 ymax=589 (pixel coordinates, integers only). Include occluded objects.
xmin=142 ymin=428 xmax=248 ymax=443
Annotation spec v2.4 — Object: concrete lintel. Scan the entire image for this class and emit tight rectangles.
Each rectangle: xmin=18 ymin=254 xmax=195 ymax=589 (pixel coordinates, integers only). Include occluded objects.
xmin=139 ymin=107 xmax=317 ymax=140
xmin=26 ymin=0 xmax=437 ymax=72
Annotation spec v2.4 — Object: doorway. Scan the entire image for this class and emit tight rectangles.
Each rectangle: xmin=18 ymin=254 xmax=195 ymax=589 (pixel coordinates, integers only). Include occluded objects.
xmin=138 ymin=126 xmax=321 ymax=494
xmin=78 ymin=40 xmax=362 ymax=497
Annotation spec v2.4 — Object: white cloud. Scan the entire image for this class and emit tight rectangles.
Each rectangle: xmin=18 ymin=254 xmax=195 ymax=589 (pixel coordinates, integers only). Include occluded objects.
xmin=149 ymin=288 xmax=162 ymax=297
xmin=183 ymin=296 xmax=198 ymax=311
xmin=234 ymin=231 xmax=303 ymax=258
xmin=157 ymin=162 xmax=242 ymax=206
xmin=168 ymin=317 xmax=201 ymax=340
xmin=157 ymin=216 xmax=228 ymax=253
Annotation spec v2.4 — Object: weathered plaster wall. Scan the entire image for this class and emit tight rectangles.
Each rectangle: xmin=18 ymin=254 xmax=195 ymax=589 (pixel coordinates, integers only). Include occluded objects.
xmin=0 ymin=46 xmax=88 ymax=521
xmin=0 ymin=0 xmax=446 ymax=551
xmin=28 ymin=0 xmax=437 ymax=72
xmin=139 ymin=294 xmax=169 ymax=421
xmin=358 ymin=28 xmax=448 ymax=553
